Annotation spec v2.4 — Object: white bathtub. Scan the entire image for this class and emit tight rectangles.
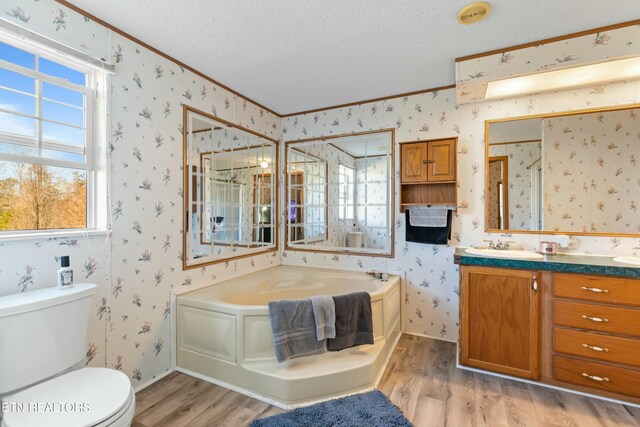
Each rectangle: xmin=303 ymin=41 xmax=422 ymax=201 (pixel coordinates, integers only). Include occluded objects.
xmin=175 ymin=265 xmax=401 ymax=408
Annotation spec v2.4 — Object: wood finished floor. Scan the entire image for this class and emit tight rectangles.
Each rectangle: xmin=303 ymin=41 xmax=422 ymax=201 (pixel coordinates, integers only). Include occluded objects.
xmin=133 ymin=335 xmax=640 ymax=426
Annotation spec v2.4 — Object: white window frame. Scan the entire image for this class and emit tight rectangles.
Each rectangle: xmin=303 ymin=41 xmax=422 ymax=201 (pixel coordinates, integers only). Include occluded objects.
xmin=0 ymin=31 xmax=101 ymax=237
xmin=338 ymin=163 xmax=355 ymax=220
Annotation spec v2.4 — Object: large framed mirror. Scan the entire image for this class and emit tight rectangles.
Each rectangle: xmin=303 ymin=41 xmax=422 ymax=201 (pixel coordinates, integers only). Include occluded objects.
xmin=285 ymin=129 xmax=395 ymax=257
xmin=183 ymin=106 xmax=278 ymax=269
xmin=485 ymin=104 xmax=640 ymax=236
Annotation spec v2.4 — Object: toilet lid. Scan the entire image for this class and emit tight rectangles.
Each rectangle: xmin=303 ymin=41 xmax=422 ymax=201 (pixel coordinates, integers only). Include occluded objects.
xmin=2 ymin=367 xmax=132 ymax=427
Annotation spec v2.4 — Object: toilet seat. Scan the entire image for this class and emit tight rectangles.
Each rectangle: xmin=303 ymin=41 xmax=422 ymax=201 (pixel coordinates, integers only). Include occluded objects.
xmin=1 ymin=367 xmax=134 ymax=427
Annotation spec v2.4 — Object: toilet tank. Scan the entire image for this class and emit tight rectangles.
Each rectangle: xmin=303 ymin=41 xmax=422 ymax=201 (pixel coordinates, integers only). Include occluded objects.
xmin=0 ymin=283 xmax=97 ymax=394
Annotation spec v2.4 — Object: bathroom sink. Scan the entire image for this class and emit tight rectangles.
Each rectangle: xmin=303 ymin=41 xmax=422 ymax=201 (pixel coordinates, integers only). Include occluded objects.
xmin=465 ymin=248 xmax=544 ymax=260
xmin=612 ymin=256 xmax=640 ymax=266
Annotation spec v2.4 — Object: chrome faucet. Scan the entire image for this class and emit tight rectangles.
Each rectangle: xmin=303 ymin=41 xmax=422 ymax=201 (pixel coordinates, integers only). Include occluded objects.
xmin=496 ymin=240 xmax=517 ymax=250
xmin=483 ymin=239 xmax=496 ymax=249
xmin=483 ymin=239 xmax=516 ymax=250
xmin=366 ymin=271 xmax=389 ymax=281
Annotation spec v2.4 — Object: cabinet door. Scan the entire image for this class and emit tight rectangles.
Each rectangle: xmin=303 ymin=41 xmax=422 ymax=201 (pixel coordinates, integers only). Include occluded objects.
xmin=461 ymin=266 xmax=540 ymax=379
xmin=401 ymin=142 xmax=428 ymax=183
xmin=427 ymin=139 xmax=456 ymax=182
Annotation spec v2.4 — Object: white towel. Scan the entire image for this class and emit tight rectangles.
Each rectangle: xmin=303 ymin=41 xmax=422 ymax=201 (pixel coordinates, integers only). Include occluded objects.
xmin=309 ymin=295 xmax=336 ymax=341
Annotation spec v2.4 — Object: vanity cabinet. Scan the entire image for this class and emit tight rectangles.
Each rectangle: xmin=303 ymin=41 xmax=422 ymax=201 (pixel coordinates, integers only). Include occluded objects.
xmin=460 ymin=266 xmax=540 ymax=379
xmin=459 ymin=263 xmax=640 ymax=403
xmin=399 ymin=138 xmax=457 ymax=212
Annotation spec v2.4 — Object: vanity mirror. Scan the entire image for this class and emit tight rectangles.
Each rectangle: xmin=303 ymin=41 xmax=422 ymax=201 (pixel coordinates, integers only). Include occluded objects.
xmin=285 ymin=129 xmax=395 ymax=256
xmin=486 ymin=104 xmax=640 ymax=236
xmin=183 ymin=106 xmax=278 ymax=269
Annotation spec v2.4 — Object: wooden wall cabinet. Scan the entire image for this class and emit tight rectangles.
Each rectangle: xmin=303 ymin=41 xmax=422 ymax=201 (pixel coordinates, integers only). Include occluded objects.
xmin=399 ymin=138 xmax=457 ymax=212
xmin=460 ymin=266 xmax=540 ymax=379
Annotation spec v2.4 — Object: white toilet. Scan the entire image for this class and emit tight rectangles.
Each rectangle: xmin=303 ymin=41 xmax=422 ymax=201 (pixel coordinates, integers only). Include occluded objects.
xmin=0 ymin=283 xmax=135 ymax=427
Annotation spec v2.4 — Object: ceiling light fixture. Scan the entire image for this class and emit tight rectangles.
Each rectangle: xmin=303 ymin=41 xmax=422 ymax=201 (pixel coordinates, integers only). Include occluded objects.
xmin=457 ymin=2 xmax=491 ymax=25
xmin=484 ymin=56 xmax=640 ymax=100
xmin=260 ymin=160 xmax=269 ymax=169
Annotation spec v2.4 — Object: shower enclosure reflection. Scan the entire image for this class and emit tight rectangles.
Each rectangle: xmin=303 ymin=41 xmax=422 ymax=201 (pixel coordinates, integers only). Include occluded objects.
xmin=285 ymin=129 xmax=395 ymax=257
xmin=486 ymin=105 xmax=640 ymax=235
xmin=183 ymin=106 xmax=277 ymax=269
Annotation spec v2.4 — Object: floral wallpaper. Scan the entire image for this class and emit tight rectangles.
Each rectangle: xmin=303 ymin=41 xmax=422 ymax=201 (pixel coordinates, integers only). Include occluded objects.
xmin=1 ymin=0 xmax=640 ymax=394
xmin=489 ymin=141 xmax=542 ymax=230
xmin=542 ymin=108 xmax=640 ymax=233
xmin=456 ymin=23 xmax=640 ymax=103
xmin=1 ymin=0 xmax=281 ymax=390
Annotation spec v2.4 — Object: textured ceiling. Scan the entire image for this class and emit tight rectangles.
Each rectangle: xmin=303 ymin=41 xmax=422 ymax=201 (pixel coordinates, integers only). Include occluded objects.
xmin=66 ymin=0 xmax=639 ymax=115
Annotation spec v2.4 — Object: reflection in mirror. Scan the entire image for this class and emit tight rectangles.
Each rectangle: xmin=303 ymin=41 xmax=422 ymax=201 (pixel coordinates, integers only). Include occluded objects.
xmin=285 ymin=130 xmax=395 ymax=256
xmin=183 ymin=106 xmax=277 ymax=269
xmin=486 ymin=105 xmax=639 ymax=235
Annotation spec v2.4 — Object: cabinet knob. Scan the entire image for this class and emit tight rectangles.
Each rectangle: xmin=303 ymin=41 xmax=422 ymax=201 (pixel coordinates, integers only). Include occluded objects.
xmin=531 ymin=274 xmax=538 ymax=294
xmin=422 ymin=159 xmax=427 ymax=164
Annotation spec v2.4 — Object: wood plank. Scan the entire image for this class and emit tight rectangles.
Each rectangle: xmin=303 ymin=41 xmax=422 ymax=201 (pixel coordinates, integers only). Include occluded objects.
xmin=496 ymin=378 xmax=540 ymax=427
xmin=134 ymin=372 xmax=193 ymax=415
xmin=474 ymin=372 xmax=511 ymax=426
xmin=419 ymin=339 xmax=456 ymax=401
xmin=135 ymin=378 xmax=214 ymax=426
xmin=388 ymin=369 xmax=422 ymax=420
xmin=443 ymin=363 xmax=478 ymax=426
xmin=528 ymin=385 xmax=583 ymax=426
xmin=154 ymin=383 xmax=230 ymax=426
xmin=412 ymin=396 xmax=445 ymax=427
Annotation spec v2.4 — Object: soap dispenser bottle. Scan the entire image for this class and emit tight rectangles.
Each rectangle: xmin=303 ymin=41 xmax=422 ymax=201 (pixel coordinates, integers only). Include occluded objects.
xmin=57 ymin=255 xmax=74 ymax=289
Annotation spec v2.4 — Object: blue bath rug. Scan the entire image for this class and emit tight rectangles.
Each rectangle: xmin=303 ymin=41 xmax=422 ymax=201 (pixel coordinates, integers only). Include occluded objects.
xmin=250 ymin=390 xmax=413 ymax=427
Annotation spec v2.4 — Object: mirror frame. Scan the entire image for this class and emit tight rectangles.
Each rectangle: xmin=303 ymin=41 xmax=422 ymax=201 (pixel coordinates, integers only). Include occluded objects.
xmin=182 ymin=105 xmax=279 ymax=270
xmin=284 ymin=128 xmax=396 ymax=258
xmin=484 ymin=102 xmax=640 ymax=237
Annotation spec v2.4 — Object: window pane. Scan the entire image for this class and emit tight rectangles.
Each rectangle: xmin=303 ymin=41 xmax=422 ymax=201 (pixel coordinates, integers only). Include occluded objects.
xmin=42 ymin=100 xmax=83 ymax=127
xmin=42 ymin=149 xmax=84 ymax=163
xmin=0 ymin=141 xmax=38 ymax=157
xmin=0 ymin=42 xmax=35 ymax=69
xmin=0 ymin=88 xmax=36 ymax=116
xmin=0 ymin=111 xmax=36 ymax=137
xmin=42 ymin=82 xmax=83 ymax=107
xmin=0 ymin=68 xmax=35 ymax=94
xmin=42 ymin=121 xmax=84 ymax=146
xmin=39 ymin=58 xmax=86 ymax=85
xmin=0 ymin=161 xmax=86 ymax=230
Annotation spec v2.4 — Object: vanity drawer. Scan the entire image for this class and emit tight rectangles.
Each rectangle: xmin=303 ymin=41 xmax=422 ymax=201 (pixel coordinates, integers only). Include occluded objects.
xmin=553 ymin=327 xmax=640 ymax=367
xmin=553 ymin=355 xmax=640 ymax=397
xmin=553 ymin=301 xmax=640 ymax=336
xmin=554 ymin=273 xmax=640 ymax=307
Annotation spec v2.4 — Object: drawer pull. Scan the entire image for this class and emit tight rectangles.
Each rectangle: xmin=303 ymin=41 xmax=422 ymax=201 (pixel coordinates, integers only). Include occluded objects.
xmin=582 ymin=343 xmax=609 ymax=352
xmin=580 ymin=286 xmax=609 ymax=293
xmin=582 ymin=373 xmax=609 ymax=382
xmin=581 ymin=315 xmax=609 ymax=323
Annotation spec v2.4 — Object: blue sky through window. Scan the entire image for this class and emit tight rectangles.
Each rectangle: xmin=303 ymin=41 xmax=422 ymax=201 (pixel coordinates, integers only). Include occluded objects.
xmin=0 ymin=40 xmax=88 ymax=177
